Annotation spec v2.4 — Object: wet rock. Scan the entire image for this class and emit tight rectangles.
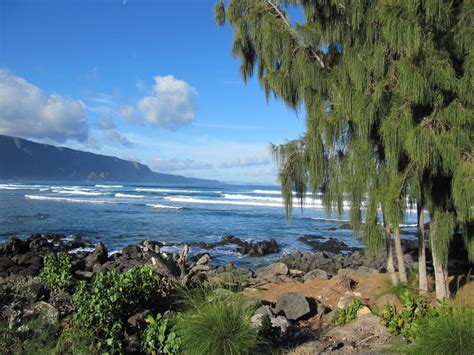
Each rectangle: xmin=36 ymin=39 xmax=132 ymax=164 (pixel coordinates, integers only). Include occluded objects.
xmin=299 ymin=235 xmax=360 ymax=254
xmin=1 ymin=237 xmax=29 ymax=254
xmin=274 ymin=292 xmax=311 ymax=321
xmin=221 ymin=235 xmax=280 ymax=257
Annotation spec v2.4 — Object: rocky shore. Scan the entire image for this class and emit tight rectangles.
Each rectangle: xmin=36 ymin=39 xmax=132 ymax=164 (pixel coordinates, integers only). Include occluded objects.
xmin=0 ymin=232 xmax=470 ymax=283
xmin=0 ymin=233 xmax=472 ymax=353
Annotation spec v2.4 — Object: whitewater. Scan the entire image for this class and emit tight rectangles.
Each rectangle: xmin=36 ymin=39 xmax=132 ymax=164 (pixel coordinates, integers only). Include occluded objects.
xmin=0 ymin=182 xmax=418 ymax=266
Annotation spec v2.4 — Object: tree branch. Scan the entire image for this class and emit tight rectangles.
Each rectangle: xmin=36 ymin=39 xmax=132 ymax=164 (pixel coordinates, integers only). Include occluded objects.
xmin=266 ymin=0 xmax=325 ymax=69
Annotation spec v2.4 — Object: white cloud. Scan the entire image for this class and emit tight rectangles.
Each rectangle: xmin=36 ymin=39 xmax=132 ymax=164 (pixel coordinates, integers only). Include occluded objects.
xmin=121 ymin=75 xmax=197 ymax=130
xmin=0 ymin=69 xmax=89 ymax=142
xmin=99 ymin=118 xmax=133 ymax=148
xmin=148 ymin=158 xmax=213 ymax=171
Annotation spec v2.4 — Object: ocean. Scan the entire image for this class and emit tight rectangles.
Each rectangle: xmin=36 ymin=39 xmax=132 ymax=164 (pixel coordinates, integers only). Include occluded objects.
xmin=0 ymin=181 xmax=418 ymax=267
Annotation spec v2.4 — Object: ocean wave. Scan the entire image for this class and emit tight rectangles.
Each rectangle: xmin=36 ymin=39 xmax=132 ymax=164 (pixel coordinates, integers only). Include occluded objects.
xmin=252 ymin=189 xmax=282 ymax=195
xmin=146 ymin=203 xmax=183 ymax=210
xmin=163 ymin=196 xmax=338 ymax=209
xmin=400 ymin=223 xmax=418 ymax=228
xmin=223 ymin=194 xmax=283 ymax=202
xmin=136 ymin=188 xmax=220 ymax=194
xmin=95 ymin=184 xmax=123 ymax=188
xmin=310 ymin=217 xmax=351 ymax=223
xmin=25 ymin=194 xmax=118 ymax=205
xmin=0 ymin=184 xmax=47 ymax=190
xmin=53 ymin=190 xmax=106 ymax=196
xmin=223 ymin=194 xmax=324 ymax=204
xmin=115 ymin=193 xmax=145 ymax=198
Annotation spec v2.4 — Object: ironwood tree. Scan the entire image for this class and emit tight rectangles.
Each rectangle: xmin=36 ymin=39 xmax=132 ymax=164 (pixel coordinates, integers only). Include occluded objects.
xmin=215 ymin=0 xmax=473 ymax=299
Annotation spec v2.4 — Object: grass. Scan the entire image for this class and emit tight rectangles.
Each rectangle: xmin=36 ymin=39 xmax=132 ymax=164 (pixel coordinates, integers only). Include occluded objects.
xmin=405 ymin=306 xmax=474 ymax=354
xmin=174 ymin=285 xmax=262 ymax=355
xmin=378 ymin=275 xmax=415 ymax=299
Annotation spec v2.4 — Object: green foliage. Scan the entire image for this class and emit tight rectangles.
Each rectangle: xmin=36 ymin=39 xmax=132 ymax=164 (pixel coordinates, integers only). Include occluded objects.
xmin=40 ymin=252 xmax=72 ymax=292
xmin=174 ymin=287 xmax=261 ymax=355
xmin=405 ymin=306 xmax=474 ymax=355
xmin=70 ymin=265 xmax=162 ymax=352
xmin=141 ymin=313 xmax=181 ymax=355
xmin=380 ymin=289 xmax=437 ymax=342
xmin=334 ymin=298 xmax=363 ymax=324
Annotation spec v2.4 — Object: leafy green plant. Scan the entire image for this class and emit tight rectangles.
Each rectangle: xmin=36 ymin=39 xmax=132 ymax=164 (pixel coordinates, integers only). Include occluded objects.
xmin=334 ymin=298 xmax=363 ymax=324
xmin=174 ymin=287 xmax=261 ymax=355
xmin=405 ymin=306 xmax=474 ymax=354
xmin=69 ymin=265 xmax=162 ymax=352
xmin=141 ymin=313 xmax=181 ymax=355
xmin=40 ymin=252 xmax=72 ymax=292
xmin=380 ymin=289 xmax=437 ymax=341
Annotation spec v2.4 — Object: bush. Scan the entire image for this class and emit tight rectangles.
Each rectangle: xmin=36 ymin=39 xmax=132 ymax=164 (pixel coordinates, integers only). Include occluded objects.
xmin=67 ymin=265 xmax=162 ymax=352
xmin=174 ymin=287 xmax=261 ymax=355
xmin=40 ymin=253 xmax=72 ymax=292
xmin=405 ymin=306 xmax=474 ymax=354
xmin=141 ymin=313 xmax=181 ymax=354
xmin=380 ymin=288 xmax=437 ymax=341
xmin=334 ymin=298 xmax=363 ymax=324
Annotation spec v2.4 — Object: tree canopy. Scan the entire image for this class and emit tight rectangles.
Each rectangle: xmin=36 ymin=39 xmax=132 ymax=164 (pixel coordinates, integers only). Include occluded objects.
xmin=215 ymin=0 xmax=473 ymax=297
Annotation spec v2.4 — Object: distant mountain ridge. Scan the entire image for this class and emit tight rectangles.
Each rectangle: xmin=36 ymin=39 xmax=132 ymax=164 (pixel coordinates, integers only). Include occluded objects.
xmin=0 ymin=135 xmax=219 ymax=185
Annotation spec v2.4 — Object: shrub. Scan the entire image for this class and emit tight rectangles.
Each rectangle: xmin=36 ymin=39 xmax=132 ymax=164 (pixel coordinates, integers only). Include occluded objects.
xmin=380 ymin=288 xmax=437 ymax=341
xmin=405 ymin=306 xmax=474 ymax=354
xmin=40 ymin=252 xmax=72 ymax=292
xmin=334 ymin=298 xmax=363 ymax=324
xmin=68 ymin=265 xmax=162 ymax=352
xmin=174 ymin=287 xmax=261 ymax=355
xmin=141 ymin=313 xmax=181 ymax=354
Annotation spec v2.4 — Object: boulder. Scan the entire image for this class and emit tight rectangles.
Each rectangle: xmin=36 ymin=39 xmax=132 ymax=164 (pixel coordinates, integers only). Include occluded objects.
xmin=0 ymin=256 xmax=15 ymax=271
xmin=303 ymin=269 xmax=329 ymax=281
xmin=24 ymin=301 xmax=59 ymax=325
xmin=255 ymin=262 xmax=288 ymax=280
xmin=336 ymin=291 xmax=360 ymax=309
xmin=122 ymin=245 xmax=141 ymax=259
xmin=85 ymin=242 xmax=108 ymax=270
xmin=274 ymin=292 xmax=311 ymax=320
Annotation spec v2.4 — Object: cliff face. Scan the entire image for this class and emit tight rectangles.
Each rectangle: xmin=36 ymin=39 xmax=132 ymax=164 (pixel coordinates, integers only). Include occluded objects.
xmin=0 ymin=135 xmax=219 ymax=184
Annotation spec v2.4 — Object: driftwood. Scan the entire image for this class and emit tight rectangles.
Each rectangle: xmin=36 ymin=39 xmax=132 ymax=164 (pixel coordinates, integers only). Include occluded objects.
xmin=142 ymin=240 xmax=210 ymax=287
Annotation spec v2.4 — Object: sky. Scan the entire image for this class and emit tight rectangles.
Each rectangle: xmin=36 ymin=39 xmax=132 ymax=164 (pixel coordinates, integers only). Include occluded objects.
xmin=0 ymin=0 xmax=306 ymax=184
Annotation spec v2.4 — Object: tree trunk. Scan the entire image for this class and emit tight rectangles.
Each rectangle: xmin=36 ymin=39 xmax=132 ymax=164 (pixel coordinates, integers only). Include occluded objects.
xmin=417 ymin=206 xmax=428 ymax=293
xmin=393 ymin=226 xmax=408 ymax=283
xmin=385 ymin=224 xmax=398 ymax=285
xmin=430 ymin=222 xmax=450 ymax=299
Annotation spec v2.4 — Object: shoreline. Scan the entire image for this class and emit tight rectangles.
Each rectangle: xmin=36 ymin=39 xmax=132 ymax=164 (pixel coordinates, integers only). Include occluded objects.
xmin=1 ymin=232 xmax=471 ymax=282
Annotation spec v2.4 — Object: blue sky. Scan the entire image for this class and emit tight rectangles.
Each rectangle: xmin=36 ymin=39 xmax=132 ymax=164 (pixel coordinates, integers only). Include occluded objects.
xmin=0 ymin=0 xmax=305 ymax=184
